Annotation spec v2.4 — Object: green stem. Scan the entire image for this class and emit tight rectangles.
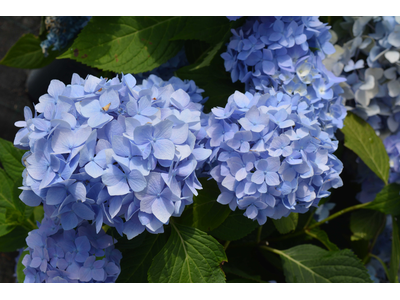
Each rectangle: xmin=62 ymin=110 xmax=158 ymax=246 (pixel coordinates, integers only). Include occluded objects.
xmin=303 ymin=208 xmax=316 ymax=229
xmin=224 ymin=240 xmax=231 ymax=251
xmin=256 ymin=226 xmax=263 ymax=243
xmin=363 ymin=215 xmax=387 ymax=264
xmin=264 ymin=203 xmax=370 ymax=245
xmin=259 ymin=245 xmax=282 ymax=256
xmin=308 ymin=202 xmax=370 ymax=230
xmin=369 ymin=253 xmax=390 ymax=281
xmin=26 ymin=218 xmax=37 ymax=230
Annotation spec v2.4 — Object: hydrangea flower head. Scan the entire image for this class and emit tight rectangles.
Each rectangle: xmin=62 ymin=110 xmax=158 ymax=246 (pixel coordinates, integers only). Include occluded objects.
xmin=221 ymin=16 xmax=346 ymax=137
xmin=325 ymin=16 xmax=400 ymax=136
xmin=22 ymin=216 xmax=121 ymax=283
xmin=205 ymin=90 xmax=343 ymax=224
xmin=15 ymin=73 xmax=210 ymax=239
xmin=40 ymin=16 xmax=91 ymax=56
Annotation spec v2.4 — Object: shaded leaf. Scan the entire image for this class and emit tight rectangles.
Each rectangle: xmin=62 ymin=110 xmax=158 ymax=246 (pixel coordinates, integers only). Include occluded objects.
xmin=0 ymin=207 xmax=15 ymax=237
xmin=341 ymin=112 xmax=389 ymax=184
xmin=58 ymin=16 xmax=186 ymax=74
xmin=350 ymin=210 xmax=386 ymax=241
xmin=270 ymin=244 xmax=372 ymax=283
xmin=184 ymin=40 xmax=211 ymax=65
xmin=0 ymin=33 xmax=59 ymax=69
xmin=176 ymin=53 xmax=245 ymax=111
xmin=388 ymin=215 xmax=400 ymax=283
xmin=118 ymin=232 xmax=166 ymax=283
xmin=16 ymin=250 xmax=29 ymax=283
xmin=306 ymin=225 xmax=339 ymax=251
xmin=0 ymin=226 xmax=29 ymax=252
xmin=148 ymin=223 xmax=227 ymax=283
xmin=209 ymin=209 xmax=259 ymax=241
xmin=171 ymin=17 xmax=230 ymax=44
xmin=33 ymin=206 xmax=44 ymax=223
xmin=365 ymin=183 xmax=400 ymax=216
xmin=187 ymin=42 xmax=224 ymax=71
xmin=0 ymin=169 xmax=15 ymax=210
xmin=174 ymin=179 xmax=231 ymax=232
xmin=223 ymin=264 xmax=266 ymax=283
xmin=273 ymin=213 xmax=298 ymax=234
xmin=0 ymin=138 xmax=25 ymax=181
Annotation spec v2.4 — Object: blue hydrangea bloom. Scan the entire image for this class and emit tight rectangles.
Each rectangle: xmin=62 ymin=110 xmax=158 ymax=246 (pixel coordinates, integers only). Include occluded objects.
xmin=221 ymin=16 xmax=346 ymax=138
xmin=325 ymin=16 xmax=400 ymax=136
xmin=40 ymin=17 xmax=91 ymax=56
xmin=22 ymin=215 xmax=121 ymax=283
xmin=14 ymin=73 xmax=210 ymax=239
xmin=205 ymin=90 xmax=343 ymax=224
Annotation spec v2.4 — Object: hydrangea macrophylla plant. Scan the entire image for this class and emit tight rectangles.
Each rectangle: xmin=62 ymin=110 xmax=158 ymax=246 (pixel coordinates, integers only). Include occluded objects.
xmin=221 ymin=16 xmax=346 ymax=138
xmin=325 ymin=16 xmax=400 ymax=136
xmin=22 ymin=215 xmax=121 ymax=283
xmin=40 ymin=16 xmax=91 ymax=56
xmin=14 ymin=73 xmax=210 ymax=239
xmin=205 ymin=90 xmax=343 ymax=224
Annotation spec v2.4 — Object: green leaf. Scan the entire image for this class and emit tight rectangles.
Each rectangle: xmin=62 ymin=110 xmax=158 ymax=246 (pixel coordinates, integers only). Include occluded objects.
xmin=0 ymin=207 xmax=15 ymax=237
xmin=118 ymin=232 xmax=166 ymax=283
xmin=148 ymin=223 xmax=227 ymax=283
xmin=272 ymin=213 xmax=298 ymax=234
xmin=170 ymin=17 xmax=230 ymax=44
xmin=350 ymin=210 xmax=386 ymax=241
xmin=209 ymin=209 xmax=259 ymax=241
xmin=186 ymin=41 xmax=224 ymax=71
xmin=16 ymin=250 xmax=29 ymax=283
xmin=33 ymin=206 xmax=44 ymax=223
xmin=0 ymin=33 xmax=59 ymax=69
xmin=0 ymin=226 xmax=29 ymax=252
xmin=223 ymin=264 xmax=267 ymax=283
xmin=184 ymin=40 xmax=211 ymax=65
xmin=58 ymin=16 xmax=186 ymax=74
xmin=0 ymin=169 xmax=15 ymax=210
xmin=341 ymin=112 xmax=389 ymax=184
xmin=306 ymin=225 xmax=339 ymax=251
xmin=365 ymin=183 xmax=400 ymax=216
xmin=388 ymin=215 xmax=400 ymax=283
xmin=268 ymin=244 xmax=372 ymax=283
xmin=174 ymin=179 xmax=231 ymax=232
xmin=0 ymin=138 xmax=25 ymax=181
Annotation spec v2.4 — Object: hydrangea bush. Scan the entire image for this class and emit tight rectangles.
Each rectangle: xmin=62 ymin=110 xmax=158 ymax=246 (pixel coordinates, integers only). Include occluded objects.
xmin=1 ymin=16 xmax=400 ymax=284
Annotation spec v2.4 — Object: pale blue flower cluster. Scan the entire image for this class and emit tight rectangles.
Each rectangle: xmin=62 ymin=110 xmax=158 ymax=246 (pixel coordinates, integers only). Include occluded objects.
xmin=14 ymin=73 xmax=209 ymax=240
xmin=221 ymin=16 xmax=346 ymax=138
xmin=40 ymin=16 xmax=91 ymax=56
xmin=325 ymin=16 xmax=400 ymax=136
xmin=22 ymin=215 xmax=121 ymax=283
xmin=205 ymin=90 xmax=343 ymax=224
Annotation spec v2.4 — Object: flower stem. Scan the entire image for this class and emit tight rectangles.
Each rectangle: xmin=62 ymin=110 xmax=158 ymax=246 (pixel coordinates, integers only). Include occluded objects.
xmin=362 ymin=215 xmax=387 ymax=264
xmin=224 ymin=240 xmax=231 ymax=251
xmin=256 ymin=226 xmax=263 ymax=243
xmin=264 ymin=202 xmax=370 ymax=245
xmin=307 ymin=202 xmax=370 ymax=230
xmin=369 ymin=253 xmax=390 ymax=281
